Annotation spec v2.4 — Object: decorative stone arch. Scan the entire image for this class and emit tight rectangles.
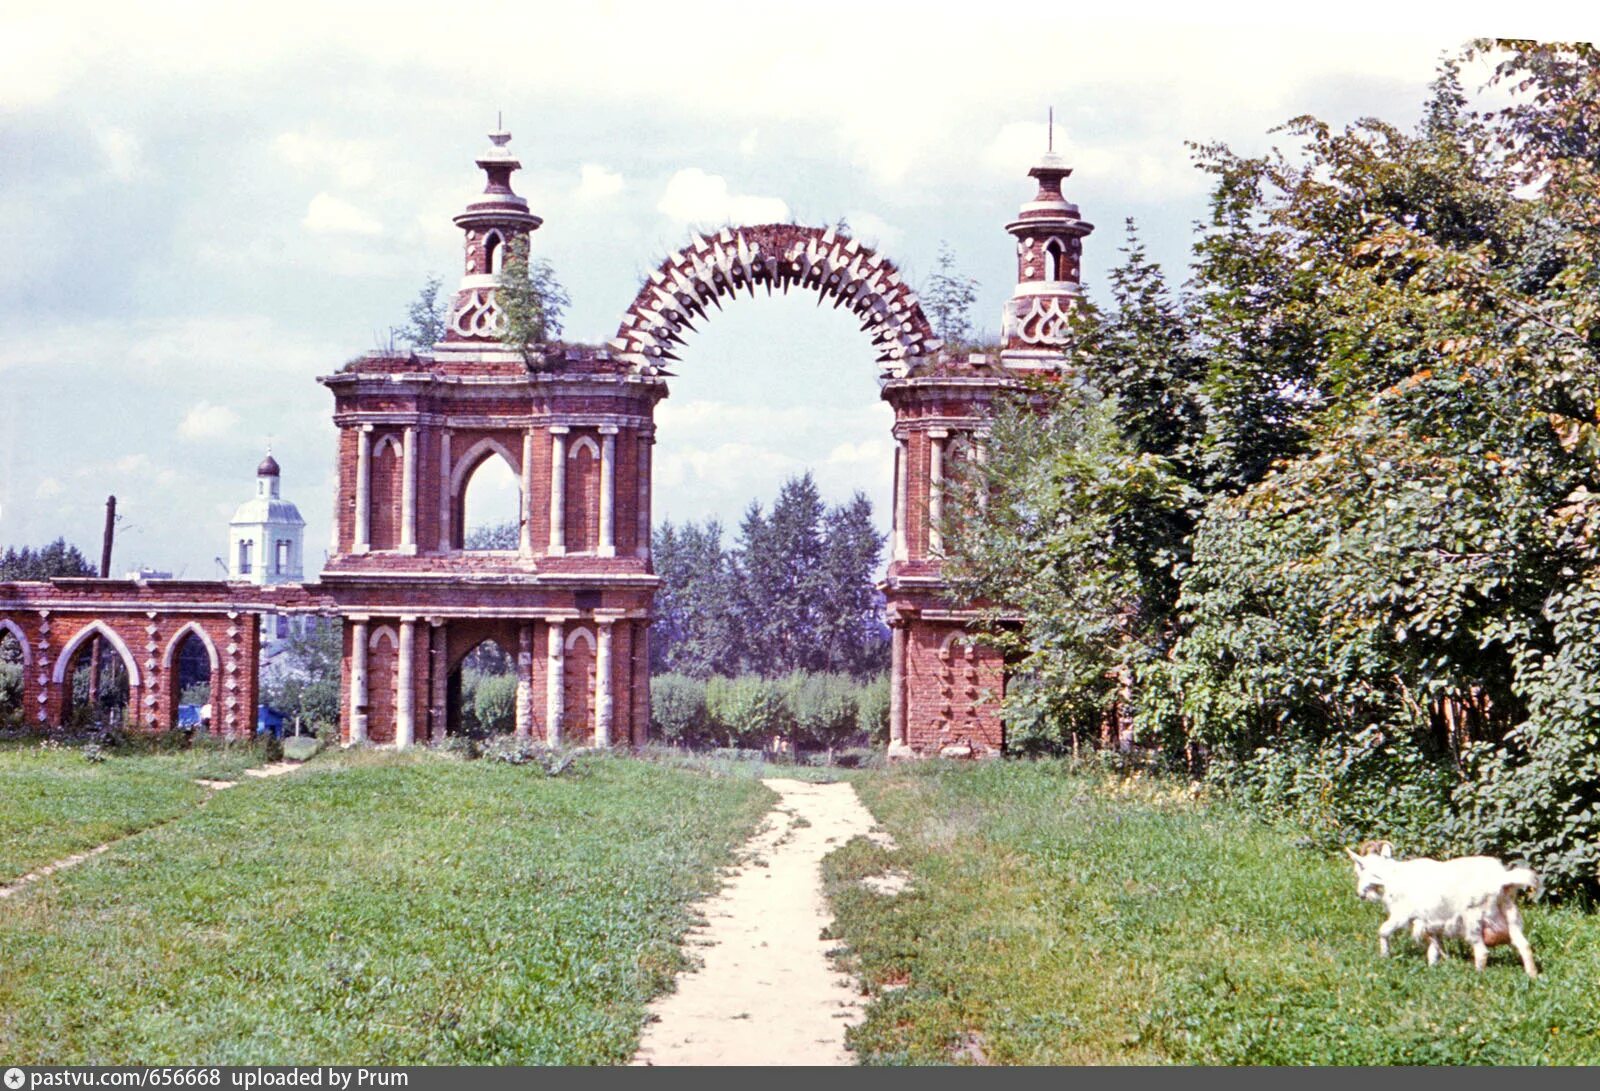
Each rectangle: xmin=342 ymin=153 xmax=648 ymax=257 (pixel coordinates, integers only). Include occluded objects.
xmin=450 ymin=436 xmax=522 ymax=496
xmin=451 ymin=436 xmax=523 ymax=550
xmin=163 ymin=622 xmax=221 ymax=680
xmin=372 ymin=433 xmax=403 ymax=459
xmin=611 ymin=223 xmax=941 ymax=374
xmin=567 ymin=435 xmax=600 ymax=461
xmin=937 ymin=629 xmax=976 ymax=660
xmin=53 ymin=622 xmax=141 ymax=687
xmin=564 ymin=626 xmax=596 ymax=652
xmin=369 ymin=625 xmax=399 ymax=650
xmin=0 ymin=617 xmax=31 ymax=666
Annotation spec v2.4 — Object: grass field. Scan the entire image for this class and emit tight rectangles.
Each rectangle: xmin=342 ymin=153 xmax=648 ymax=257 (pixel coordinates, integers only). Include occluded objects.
xmin=826 ymin=760 xmax=1600 ymax=1065
xmin=0 ymin=748 xmax=772 ymax=1064
xmin=0 ymin=739 xmax=264 ymax=882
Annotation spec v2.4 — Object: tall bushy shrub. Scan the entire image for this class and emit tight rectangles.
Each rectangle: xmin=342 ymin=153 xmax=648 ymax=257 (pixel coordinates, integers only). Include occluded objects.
xmin=707 ymin=674 xmax=791 ymax=748
xmin=651 ymin=674 xmax=710 ymax=745
xmin=471 ymin=672 xmax=516 ymax=735
xmin=856 ymin=674 xmax=890 ymax=744
xmin=783 ymin=672 xmax=859 ymax=750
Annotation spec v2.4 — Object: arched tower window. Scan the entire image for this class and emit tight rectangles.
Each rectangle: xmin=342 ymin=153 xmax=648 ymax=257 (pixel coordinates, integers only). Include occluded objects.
xmin=1043 ymin=238 xmax=1066 ymax=281
xmin=484 ymin=231 xmax=504 ymax=275
xmin=238 ymin=540 xmax=253 ymax=575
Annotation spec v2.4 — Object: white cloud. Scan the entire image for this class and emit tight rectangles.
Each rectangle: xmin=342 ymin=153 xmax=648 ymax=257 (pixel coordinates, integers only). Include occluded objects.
xmin=843 ymin=211 xmax=900 ymax=250
xmin=303 ymin=192 xmax=383 ymax=236
xmin=178 ymin=402 xmax=240 ymax=441
xmin=274 ymin=129 xmax=378 ymax=189
xmin=93 ymin=125 xmax=146 ymax=182
xmin=34 ymin=477 xmax=63 ymax=499
xmin=983 ymin=121 xmax=1205 ymax=201
xmin=657 ymin=168 xmax=789 ymax=226
xmin=576 ymin=163 xmax=624 ymax=201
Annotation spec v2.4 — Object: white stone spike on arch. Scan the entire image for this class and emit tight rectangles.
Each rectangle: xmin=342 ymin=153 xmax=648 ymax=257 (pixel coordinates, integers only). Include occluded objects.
xmin=611 ymin=223 xmax=941 ymax=375
xmin=52 ymin=621 xmax=141 ymax=687
xmin=564 ymin=625 xmax=596 ymax=652
xmin=0 ymin=618 xmax=32 ymax=666
xmin=162 ymin=622 xmax=221 ymax=681
xmin=449 ymin=436 xmax=522 ymax=496
xmin=369 ymin=625 xmax=399 ymax=650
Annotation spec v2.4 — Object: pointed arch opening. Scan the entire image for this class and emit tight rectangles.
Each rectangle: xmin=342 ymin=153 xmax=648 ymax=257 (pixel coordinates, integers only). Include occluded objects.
xmin=1043 ymin=237 xmax=1066 ymax=281
xmin=165 ymin=624 xmax=220 ymax=732
xmin=484 ymin=230 xmax=504 ymax=274
xmin=54 ymin=623 xmax=139 ymax=730
xmin=0 ymin=620 xmax=27 ymax=728
xmin=448 ymin=636 xmax=516 ymax=737
xmin=452 ymin=438 xmax=523 ymax=550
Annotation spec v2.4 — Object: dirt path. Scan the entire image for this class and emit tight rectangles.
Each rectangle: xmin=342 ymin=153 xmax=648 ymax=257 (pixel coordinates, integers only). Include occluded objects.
xmin=633 ymin=778 xmax=889 ymax=1066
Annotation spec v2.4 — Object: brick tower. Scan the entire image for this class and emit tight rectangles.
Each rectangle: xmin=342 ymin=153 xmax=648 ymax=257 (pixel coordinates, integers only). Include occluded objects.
xmin=319 ymin=129 xmax=663 ymax=748
xmin=880 ymin=136 xmax=1093 ymax=758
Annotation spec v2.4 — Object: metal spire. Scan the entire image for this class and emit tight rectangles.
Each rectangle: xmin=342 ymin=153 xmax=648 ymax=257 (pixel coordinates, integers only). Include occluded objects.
xmin=1048 ymin=106 xmax=1054 ymax=152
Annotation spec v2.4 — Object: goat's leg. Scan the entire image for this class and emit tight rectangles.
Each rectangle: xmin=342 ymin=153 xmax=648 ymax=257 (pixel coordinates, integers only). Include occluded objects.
xmin=1425 ymin=934 xmax=1443 ymax=966
xmin=1472 ymin=939 xmax=1490 ymax=972
xmin=1378 ymin=914 xmax=1405 ymax=958
xmin=1505 ymin=905 xmax=1539 ymax=978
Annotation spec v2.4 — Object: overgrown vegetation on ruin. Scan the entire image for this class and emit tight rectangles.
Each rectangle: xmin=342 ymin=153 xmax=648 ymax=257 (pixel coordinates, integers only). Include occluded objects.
xmin=944 ymin=40 xmax=1600 ymax=896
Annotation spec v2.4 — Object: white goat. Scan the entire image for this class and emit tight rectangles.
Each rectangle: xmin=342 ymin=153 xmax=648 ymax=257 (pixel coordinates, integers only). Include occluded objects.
xmin=1345 ymin=841 xmax=1540 ymax=977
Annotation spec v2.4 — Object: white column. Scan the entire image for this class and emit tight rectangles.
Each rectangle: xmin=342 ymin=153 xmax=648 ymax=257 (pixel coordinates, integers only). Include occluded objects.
xmin=350 ymin=619 xmax=369 ymax=743
xmin=975 ymin=432 xmax=989 ymax=512
xmin=520 ymin=429 xmax=536 ymax=556
xmin=515 ymin=622 xmax=534 ymax=740
xmin=429 ymin=620 xmax=447 ymax=744
xmin=548 ymin=427 xmax=568 ymax=555
xmin=396 ymin=618 xmax=416 ymax=749
xmin=892 ymin=438 xmax=907 ymax=562
xmin=889 ymin=622 xmax=908 ymax=753
xmin=595 ymin=620 xmax=613 ymax=747
xmin=545 ymin=619 xmax=565 ymax=745
xmin=598 ymin=426 xmax=617 ymax=557
xmin=928 ymin=429 xmax=948 ymax=557
xmin=353 ymin=425 xmax=372 ymax=554
xmin=437 ymin=430 xmax=452 ymax=551
xmin=400 ymin=426 xmax=417 ymax=554
xmin=636 ymin=433 xmax=652 ymax=561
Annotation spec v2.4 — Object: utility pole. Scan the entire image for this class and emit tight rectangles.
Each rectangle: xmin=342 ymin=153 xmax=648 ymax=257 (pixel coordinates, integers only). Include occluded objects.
xmin=87 ymin=495 xmax=115 ymax=717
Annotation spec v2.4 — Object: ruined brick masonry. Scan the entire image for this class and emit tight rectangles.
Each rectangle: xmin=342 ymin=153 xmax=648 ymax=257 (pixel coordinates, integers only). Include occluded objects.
xmin=0 ymin=128 xmax=1093 ymax=755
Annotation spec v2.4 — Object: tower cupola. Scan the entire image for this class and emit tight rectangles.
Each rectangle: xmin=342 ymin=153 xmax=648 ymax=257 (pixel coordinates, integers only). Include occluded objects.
xmin=1000 ymin=118 xmax=1094 ymax=357
xmin=445 ymin=127 xmax=544 ymax=344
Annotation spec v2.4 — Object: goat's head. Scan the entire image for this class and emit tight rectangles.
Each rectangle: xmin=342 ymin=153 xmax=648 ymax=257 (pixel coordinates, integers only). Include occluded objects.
xmin=1345 ymin=845 xmax=1392 ymax=902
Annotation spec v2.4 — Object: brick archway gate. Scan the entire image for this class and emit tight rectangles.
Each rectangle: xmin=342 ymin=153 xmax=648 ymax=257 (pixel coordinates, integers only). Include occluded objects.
xmin=321 ymin=131 xmax=1092 ymax=757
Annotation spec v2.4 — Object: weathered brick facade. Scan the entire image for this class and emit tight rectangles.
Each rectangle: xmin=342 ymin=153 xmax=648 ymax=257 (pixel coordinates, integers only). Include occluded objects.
xmin=0 ymin=127 xmax=1093 ymax=757
xmin=0 ymin=580 xmax=319 ymax=737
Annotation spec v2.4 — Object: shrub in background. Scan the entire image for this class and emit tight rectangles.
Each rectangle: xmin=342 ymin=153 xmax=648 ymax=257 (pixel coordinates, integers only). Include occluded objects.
xmin=651 ymin=674 xmax=710 ymax=746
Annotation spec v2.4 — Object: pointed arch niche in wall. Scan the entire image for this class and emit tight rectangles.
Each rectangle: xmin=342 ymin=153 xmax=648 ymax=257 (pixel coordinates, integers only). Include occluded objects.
xmin=451 ymin=437 xmax=523 ymax=550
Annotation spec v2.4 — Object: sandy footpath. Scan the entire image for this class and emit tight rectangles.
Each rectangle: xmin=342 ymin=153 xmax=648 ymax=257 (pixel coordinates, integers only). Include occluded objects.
xmin=633 ymin=777 xmax=888 ymax=1066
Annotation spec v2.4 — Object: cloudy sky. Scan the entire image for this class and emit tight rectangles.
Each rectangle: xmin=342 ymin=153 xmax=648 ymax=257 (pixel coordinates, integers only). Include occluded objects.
xmin=0 ymin=2 xmax=1590 ymax=578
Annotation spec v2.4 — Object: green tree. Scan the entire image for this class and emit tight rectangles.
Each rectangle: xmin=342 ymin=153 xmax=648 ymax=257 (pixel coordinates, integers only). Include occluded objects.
xmin=498 ymin=236 xmax=572 ymax=367
xmin=260 ymin=619 xmax=343 ymax=733
xmin=399 ymin=274 xmax=449 ymax=349
xmin=921 ymin=240 xmax=980 ymax=348
xmin=0 ymin=539 xmax=97 ymax=580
